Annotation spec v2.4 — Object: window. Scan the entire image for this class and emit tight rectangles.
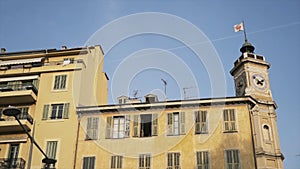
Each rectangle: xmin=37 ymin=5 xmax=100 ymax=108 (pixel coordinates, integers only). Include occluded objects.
xmin=167 ymin=152 xmax=180 ymax=169
xmin=86 ymin=117 xmax=99 ymax=140
xmin=139 ymin=154 xmax=151 ymax=169
xmin=195 ymin=111 xmax=208 ymax=134
xmin=53 ymin=75 xmax=67 ymax=90
xmin=196 ymin=151 xmax=209 ymax=169
xmin=42 ymin=103 xmax=69 ymax=120
xmin=106 ymin=115 xmax=130 ymax=139
xmin=225 ymin=150 xmax=240 ymax=169
xmin=63 ymin=58 xmax=75 ymax=64
xmin=167 ymin=112 xmax=185 ymax=135
xmin=111 ymin=155 xmax=123 ymax=169
xmin=133 ymin=114 xmax=158 ymax=137
xmin=46 ymin=141 xmax=58 ymax=159
xmin=83 ymin=156 xmax=95 ymax=169
xmin=263 ymin=125 xmax=271 ymax=141
xmin=223 ymin=109 xmax=237 ymax=132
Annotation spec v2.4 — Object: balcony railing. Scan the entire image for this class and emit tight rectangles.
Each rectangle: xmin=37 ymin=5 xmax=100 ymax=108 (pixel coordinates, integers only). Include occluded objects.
xmin=0 ymin=158 xmax=26 ymax=169
xmin=0 ymin=83 xmax=38 ymax=95
xmin=0 ymin=112 xmax=34 ymax=125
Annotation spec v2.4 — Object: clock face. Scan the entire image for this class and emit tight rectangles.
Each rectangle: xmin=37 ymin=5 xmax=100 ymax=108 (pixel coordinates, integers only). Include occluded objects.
xmin=252 ymin=73 xmax=267 ymax=90
xmin=235 ymin=75 xmax=246 ymax=96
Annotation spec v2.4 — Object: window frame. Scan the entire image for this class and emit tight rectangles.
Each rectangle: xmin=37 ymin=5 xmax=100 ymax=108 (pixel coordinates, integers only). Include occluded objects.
xmin=167 ymin=152 xmax=181 ymax=169
xmin=224 ymin=149 xmax=241 ymax=169
xmin=53 ymin=74 xmax=67 ymax=90
xmin=195 ymin=110 xmax=208 ymax=134
xmin=167 ymin=112 xmax=185 ymax=136
xmin=196 ymin=151 xmax=210 ymax=169
xmin=86 ymin=117 xmax=99 ymax=140
xmin=138 ymin=154 xmax=151 ymax=169
xmin=42 ymin=103 xmax=70 ymax=120
xmin=45 ymin=140 xmax=59 ymax=159
xmin=106 ymin=115 xmax=130 ymax=139
xmin=110 ymin=155 xmax=123 ymax=169
xmin=133 ymin=114 xmax=158 ymax=138
xmin=223 ymin=109 xmax=238 ymax=133
xmin=82 ymin=156 xmax=96 ymax=169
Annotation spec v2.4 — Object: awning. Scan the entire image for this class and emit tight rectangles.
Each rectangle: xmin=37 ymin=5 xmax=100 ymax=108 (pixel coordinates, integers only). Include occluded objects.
xmin=0 ymin=75 xmax=39 ymax=82
xmin=0 ymin=57 xmax=43 ymax=66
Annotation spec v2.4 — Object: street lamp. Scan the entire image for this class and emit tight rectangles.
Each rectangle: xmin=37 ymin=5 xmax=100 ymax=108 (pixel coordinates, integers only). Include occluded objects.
xmin=2 ymin=106 xmax=57 ymax=169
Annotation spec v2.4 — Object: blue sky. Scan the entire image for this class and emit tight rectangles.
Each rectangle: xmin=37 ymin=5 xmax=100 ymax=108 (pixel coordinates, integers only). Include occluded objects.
xmin=0 ymin=0 xmax=299 ymax=168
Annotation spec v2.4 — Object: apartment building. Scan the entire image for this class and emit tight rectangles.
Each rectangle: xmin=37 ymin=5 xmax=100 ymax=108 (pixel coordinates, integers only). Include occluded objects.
xmin=0 ymin=45 xmax=108 ymax=169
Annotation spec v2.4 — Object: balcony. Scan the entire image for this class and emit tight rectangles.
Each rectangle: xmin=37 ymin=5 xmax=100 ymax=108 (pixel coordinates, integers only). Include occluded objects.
xmin=0 ymin=84 xmax=38 ymax=105
xmin=0 ymin=113 xmax=33 ymax=133
xmin=0 ymin=158 xmax=26 ymax=169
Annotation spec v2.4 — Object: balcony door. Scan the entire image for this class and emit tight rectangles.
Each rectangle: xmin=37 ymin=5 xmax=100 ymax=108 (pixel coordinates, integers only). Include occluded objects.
xmin=7 ymin=144 xmax=20 ymax=167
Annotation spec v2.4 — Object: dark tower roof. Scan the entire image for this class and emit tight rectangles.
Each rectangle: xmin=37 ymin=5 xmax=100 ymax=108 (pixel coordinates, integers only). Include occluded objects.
xmin=240 ymin=41 xmax=255 ymax=53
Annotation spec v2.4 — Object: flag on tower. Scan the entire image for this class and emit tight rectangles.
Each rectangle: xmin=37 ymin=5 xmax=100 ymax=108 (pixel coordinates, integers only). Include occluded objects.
xmin=234 ymin=22 xmax=244 ymax=32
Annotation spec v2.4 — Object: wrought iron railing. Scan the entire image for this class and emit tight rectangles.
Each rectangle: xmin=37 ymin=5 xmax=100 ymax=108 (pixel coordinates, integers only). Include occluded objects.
xmin=0 ymin=158 xmax=26 ymax=169
xmin=0 ymin=83 xmax=38 ymax=95
xmin=0 ymin=112 xmax=33 ymax=125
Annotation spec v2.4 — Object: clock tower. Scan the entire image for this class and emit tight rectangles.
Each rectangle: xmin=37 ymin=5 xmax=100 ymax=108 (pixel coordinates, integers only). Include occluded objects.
xmin=230 ymin=41 xmax=284 ymax=168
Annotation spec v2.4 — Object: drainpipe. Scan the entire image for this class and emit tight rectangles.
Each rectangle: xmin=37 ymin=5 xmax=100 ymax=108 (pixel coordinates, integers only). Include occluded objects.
xmin=73 ymin=113 xmax=81 ymax=169
xmin=248 ymin=104 xmax=258 ymax=169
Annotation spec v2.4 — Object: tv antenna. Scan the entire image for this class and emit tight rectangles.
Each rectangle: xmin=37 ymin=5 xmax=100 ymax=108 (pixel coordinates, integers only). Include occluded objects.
xmin=161 ymin=78 xmax=167 ymax=98
xmin=132 ymin=90 xmax=140 ymax=99
xmin=183 ymin=86 xmax=196 ymax=100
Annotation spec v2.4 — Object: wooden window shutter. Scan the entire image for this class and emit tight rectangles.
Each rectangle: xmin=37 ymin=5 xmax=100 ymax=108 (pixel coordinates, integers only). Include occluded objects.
xmin=63 ymin=103 xmax=70 ymax=119
xmin=180 ymin=112 xmax=185 ymax=134
xmin=167 ymin=113 xmax=173 ymax=135
xmin=86 ymin=117 xmax=92 ymax=139
xmin=223 ymin=109 xmax=229 ymax=131
xmin=42 ymin=104 xmax=50 ymax=120
xmin=152 ymin=113 xmax=158 ymax=136
xmin=195 ymin=111 xmax=201 ymax=134
xmin=106 ymin=116 xmax=113 ymax=138
xmin=133 ymin=115 xmax=140 ymax=137
xmin=92 ymin=117 xmax=99 ymax=140
xmin=125 ymin=115 xmax=130 ymax=138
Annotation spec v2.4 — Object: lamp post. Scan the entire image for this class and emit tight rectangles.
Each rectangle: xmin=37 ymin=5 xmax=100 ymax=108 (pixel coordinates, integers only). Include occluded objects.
xmin=2 ymin=106 xmax=57 ymax=169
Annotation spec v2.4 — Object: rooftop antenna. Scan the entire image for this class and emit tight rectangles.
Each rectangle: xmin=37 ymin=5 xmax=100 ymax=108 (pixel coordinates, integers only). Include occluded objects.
xmin=161 ymin=78 xmax=167 ymax=98
xmin=133 ymin=90 xmax=139 ymax=99
xmin=183 ymin=86 xmax=196 ymax=100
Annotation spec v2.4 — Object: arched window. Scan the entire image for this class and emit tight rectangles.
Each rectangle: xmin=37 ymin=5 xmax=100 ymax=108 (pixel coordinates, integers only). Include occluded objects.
xmin=263 ymin=125 xmax=271 ymax=141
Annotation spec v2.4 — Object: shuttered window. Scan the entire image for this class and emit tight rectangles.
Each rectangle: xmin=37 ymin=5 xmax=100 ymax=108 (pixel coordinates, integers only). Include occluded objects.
xmin=196 ymin=151 xmax=209 ymax=169
xmin=167 ymin=112 xmax=185 ymax=136
xmin=86 ymin=117 xmax=99 ymax=140
xmin=139 ymin=154 xmax=151 ymax=169
xmin=111 ymin=155 xmax=123 ymax=169
xmin=167 ymin=152 xmax=180 ymax=169
xmin=225 ymin=150 xmax=240 ymax=169
xmin=83 ymin=156 xmax=95 ymax=169
xmin=223 ymin=109 xmax=237 ymax=132
xmin=195 ymin=111 xmax=208 ymax=134
xmin=106 ymin=115 xmax=130 ymax=139
xmin=42 ymin=103 xmax=69 ymax=120
xmin=46 ymin=141 xmax=58 ymax=159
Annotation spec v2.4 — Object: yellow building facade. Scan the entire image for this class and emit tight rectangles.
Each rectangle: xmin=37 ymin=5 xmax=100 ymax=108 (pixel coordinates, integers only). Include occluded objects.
xmin=0 ymin=41 xmax=284 ymax=169
xmin=0 ymin=45 xmax=108 ymax=169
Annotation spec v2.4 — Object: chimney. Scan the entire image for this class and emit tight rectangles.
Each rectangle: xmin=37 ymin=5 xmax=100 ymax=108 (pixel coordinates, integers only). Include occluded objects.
xmin=61 ymin=46 xmax=67 ymax=50
xmin=1 ymin=48 xmax=6 ymax=53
